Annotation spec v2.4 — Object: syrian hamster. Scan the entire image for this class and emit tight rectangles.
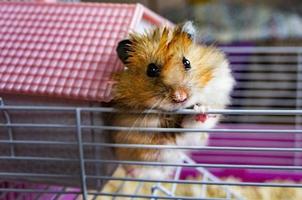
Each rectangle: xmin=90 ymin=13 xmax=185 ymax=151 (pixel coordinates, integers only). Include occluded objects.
xmin=111 ymin=21 xmax=235 ymax=178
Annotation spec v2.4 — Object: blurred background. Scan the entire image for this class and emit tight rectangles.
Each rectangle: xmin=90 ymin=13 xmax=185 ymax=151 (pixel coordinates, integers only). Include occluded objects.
xmin=84 ymin=0 xmax=302 ymax=45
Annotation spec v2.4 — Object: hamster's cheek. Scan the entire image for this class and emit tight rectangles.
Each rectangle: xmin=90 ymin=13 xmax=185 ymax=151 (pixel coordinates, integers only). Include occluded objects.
xmin=145 ymin=97 xmax=161 ymax=108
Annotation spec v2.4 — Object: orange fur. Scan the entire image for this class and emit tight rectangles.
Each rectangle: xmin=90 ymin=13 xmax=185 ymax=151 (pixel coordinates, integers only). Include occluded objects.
xmin=199 ymin=68 xmax=213 ymax=87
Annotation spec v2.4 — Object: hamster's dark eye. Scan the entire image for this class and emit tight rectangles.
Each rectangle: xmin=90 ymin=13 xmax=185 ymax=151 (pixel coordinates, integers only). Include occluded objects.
xmin=182 ymin=57 xmax=191 ymax=70
xmin=147 ymin=63 xmax=160 ymax=77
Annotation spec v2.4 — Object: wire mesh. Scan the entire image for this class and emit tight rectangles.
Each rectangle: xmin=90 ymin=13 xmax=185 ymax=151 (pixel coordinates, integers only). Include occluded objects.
xmin=0 ymin=104 xmax=301 ymax=200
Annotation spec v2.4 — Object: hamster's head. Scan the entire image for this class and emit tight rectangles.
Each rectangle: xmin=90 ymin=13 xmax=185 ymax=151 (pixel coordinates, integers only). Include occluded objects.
xmin=113 ymin=22 xmax=235 ymax=111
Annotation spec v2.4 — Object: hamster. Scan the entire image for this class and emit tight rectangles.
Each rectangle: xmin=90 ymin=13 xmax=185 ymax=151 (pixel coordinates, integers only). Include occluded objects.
xmin=111 ymin=21 xmax=235 ymax=178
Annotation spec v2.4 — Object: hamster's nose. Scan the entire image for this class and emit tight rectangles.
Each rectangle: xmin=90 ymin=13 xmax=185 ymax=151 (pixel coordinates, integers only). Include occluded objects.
xmin=172 ymin=88 xmax=188 ymax=103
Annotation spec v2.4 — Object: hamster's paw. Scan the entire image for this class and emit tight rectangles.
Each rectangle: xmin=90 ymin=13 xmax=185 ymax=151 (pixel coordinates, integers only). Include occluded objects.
xmin=193 ymin=104 xmax=209 ymax=114
xmin=181 ymin=105 xmax=213 ymax=128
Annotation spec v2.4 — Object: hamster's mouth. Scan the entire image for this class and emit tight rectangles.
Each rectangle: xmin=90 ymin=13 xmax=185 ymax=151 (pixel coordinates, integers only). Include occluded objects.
xmin=152 ymin=96 xmax=194 ymax=111
xmin=166 ymin=102 xmax=194 ymax=112
xmin=156 ymin=103 xmax=186 ymax=112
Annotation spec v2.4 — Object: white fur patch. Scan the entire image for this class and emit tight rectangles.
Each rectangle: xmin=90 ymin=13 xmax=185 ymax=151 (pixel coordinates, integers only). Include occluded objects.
xmin=188 ymin=60 xmax=235 ymax=110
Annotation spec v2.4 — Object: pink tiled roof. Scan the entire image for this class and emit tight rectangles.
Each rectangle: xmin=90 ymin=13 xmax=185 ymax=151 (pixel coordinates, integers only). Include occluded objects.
xmin=0 ymin=2 xmax=171 ymax=102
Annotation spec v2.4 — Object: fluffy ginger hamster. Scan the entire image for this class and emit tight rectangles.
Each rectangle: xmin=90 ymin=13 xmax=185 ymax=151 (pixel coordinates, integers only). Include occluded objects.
xmin=111 ymin=21 xmax=234 ymax=178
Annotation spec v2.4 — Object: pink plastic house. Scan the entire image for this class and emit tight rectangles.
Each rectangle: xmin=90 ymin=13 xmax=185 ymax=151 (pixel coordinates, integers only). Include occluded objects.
xmin=0 ymin=2 xmax=171 ymax=103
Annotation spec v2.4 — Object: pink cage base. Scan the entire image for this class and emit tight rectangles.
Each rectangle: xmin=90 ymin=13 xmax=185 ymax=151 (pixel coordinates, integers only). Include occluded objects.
xmin=0 ymin=181 xmax=79 ymax=200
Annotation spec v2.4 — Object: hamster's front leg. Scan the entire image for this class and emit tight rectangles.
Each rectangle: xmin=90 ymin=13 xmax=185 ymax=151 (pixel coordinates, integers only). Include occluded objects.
xmin=176 ymin=104 xmax=219 ymax=146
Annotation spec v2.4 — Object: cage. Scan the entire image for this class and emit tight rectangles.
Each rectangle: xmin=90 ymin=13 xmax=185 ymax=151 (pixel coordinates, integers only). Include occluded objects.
xmin=1 ymin=2 xmax=302 ymax=200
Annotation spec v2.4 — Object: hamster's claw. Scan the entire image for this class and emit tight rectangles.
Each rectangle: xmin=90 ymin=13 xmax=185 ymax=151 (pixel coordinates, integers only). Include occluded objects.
xmin=193 ymin=104 xmax=209 ymax=114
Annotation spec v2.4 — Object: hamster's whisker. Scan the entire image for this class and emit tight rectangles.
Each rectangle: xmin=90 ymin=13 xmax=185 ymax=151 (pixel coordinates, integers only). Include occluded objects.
xmin=154 ymin=96 xmax=169 ymax=120
xmin=126 ymin=97 xmax=162 ymax=136
xmin=126 ymin=112 xmax=145 ymax=135
xmin=141 ymin=97 xmax=165 ymax=127
xmin=125 ymin=108 xmax=147 ymax=135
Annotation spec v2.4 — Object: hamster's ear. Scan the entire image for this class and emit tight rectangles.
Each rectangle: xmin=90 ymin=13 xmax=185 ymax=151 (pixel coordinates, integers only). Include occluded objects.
xmin=116 ymin=39 xmax=132 ymax=64
xmin=181 ymin=21 xmax=197 ymax=42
